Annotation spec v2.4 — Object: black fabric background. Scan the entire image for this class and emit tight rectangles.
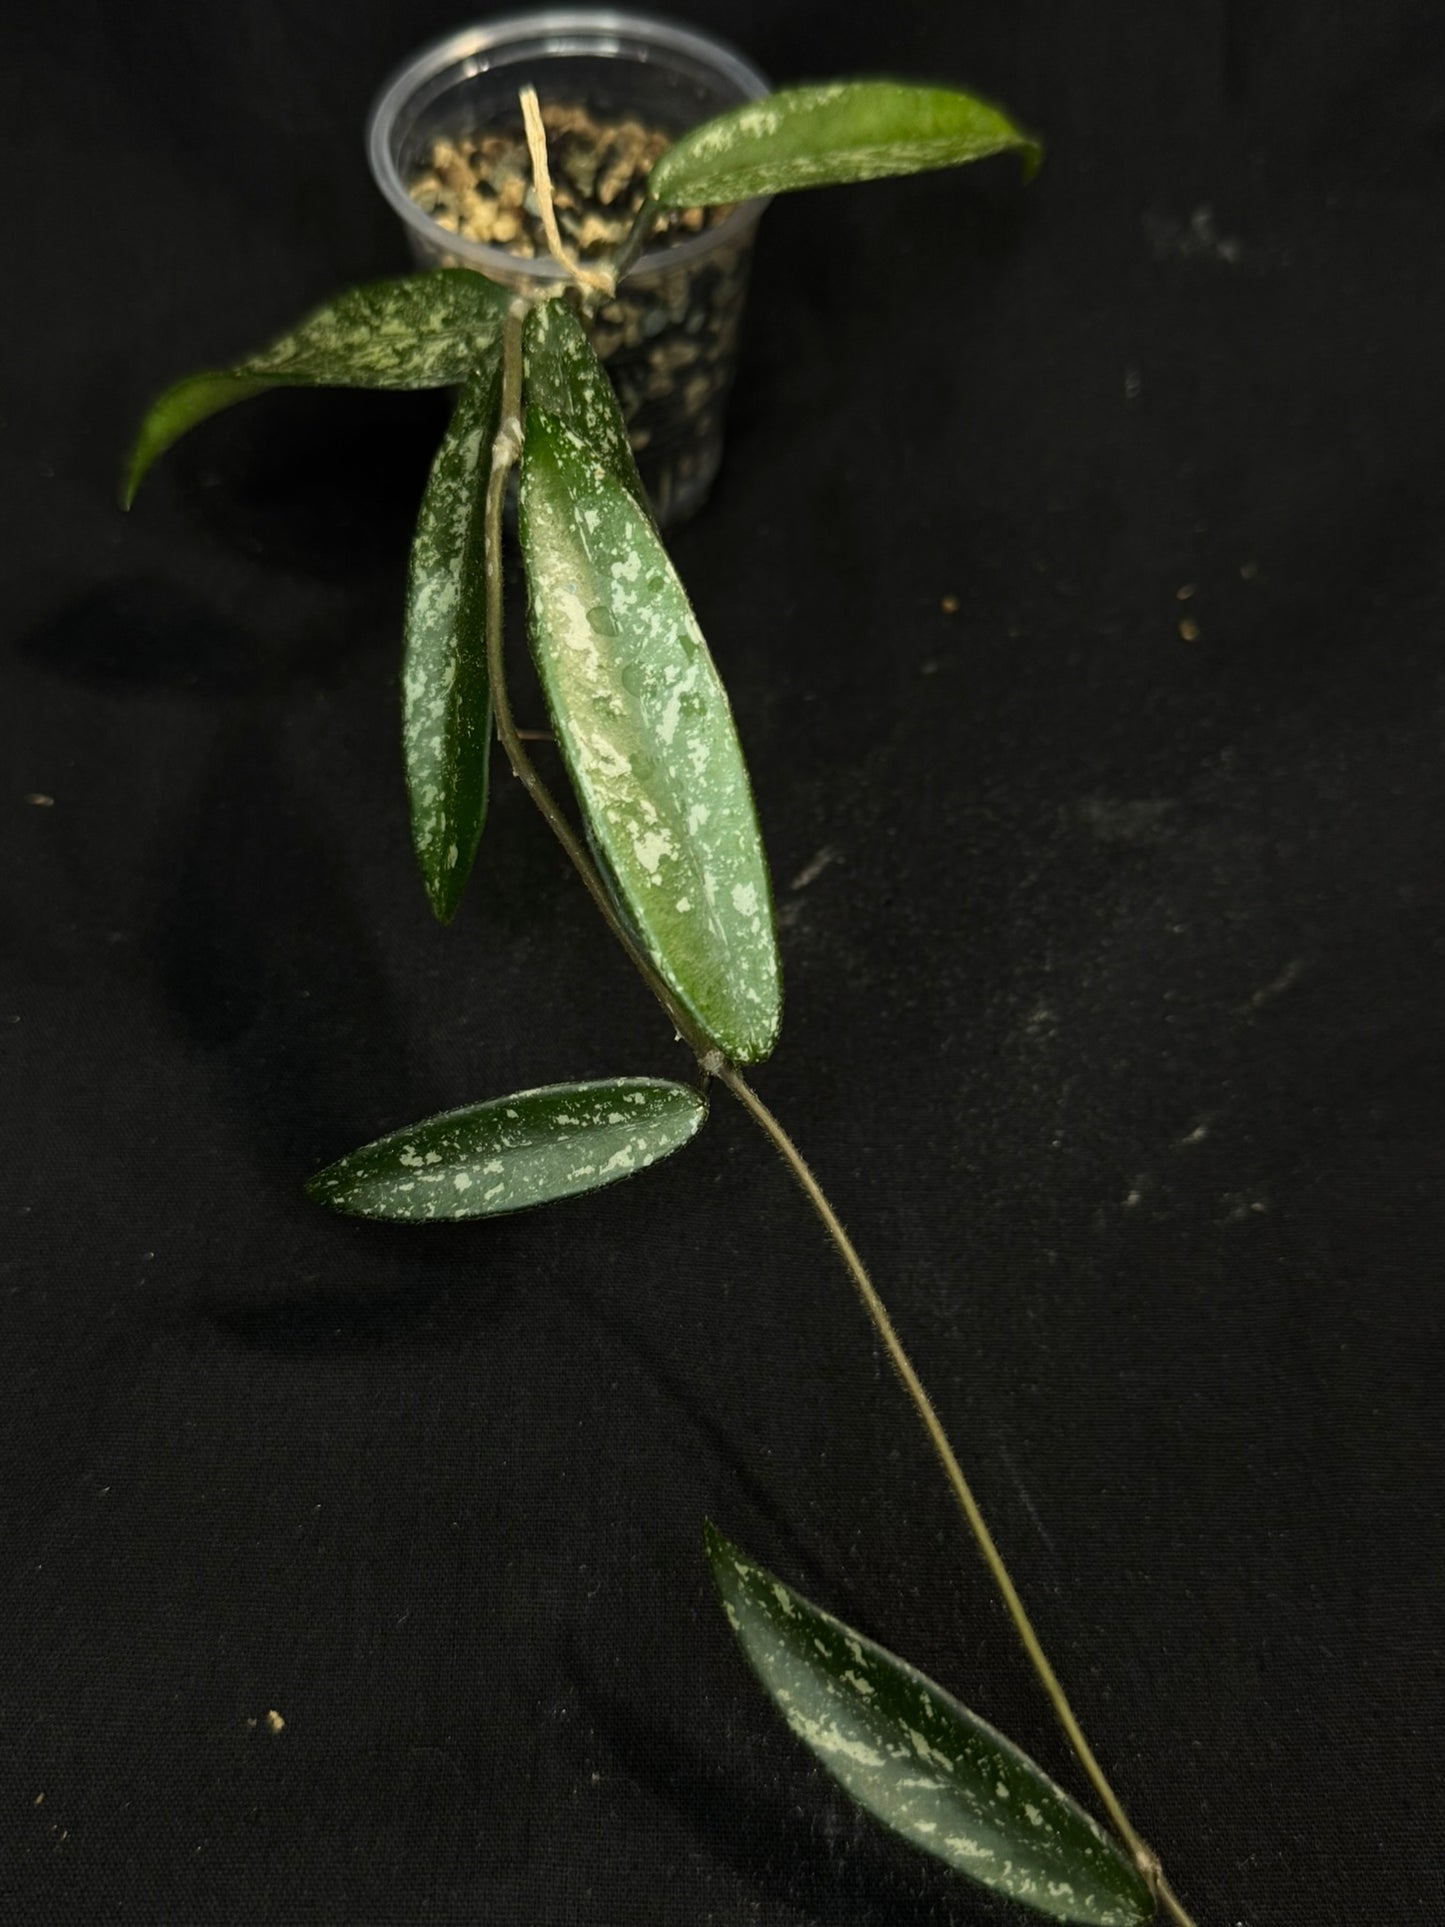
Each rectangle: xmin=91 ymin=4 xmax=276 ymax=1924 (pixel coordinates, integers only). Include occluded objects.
xmin=3 ymin=2 xmax=1442 ymax=1921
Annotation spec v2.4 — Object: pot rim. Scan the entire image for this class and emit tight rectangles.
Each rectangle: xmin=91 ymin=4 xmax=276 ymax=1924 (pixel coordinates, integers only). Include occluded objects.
xmin=366 ymin=8 xmax=773 ymax=283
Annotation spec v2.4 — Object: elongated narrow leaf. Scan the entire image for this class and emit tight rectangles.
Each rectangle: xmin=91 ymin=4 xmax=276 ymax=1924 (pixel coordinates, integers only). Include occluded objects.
xmin=306 ymin=1077 xmax=706 ymax=1222
xmin=706 ymin=1525 xmax=1154 ymax=1926
xmin=123 ymin=269 xmax=513 ymax=505
xmin=650 ymin=82 xmax=1041 ymax=206
xmin=518 ymin=302 xmax=781 ymax=1065
xmin=521 ymin=301 xmax=644 ymax=504
xmin=403 ymin=353 xmax=503 ymax=921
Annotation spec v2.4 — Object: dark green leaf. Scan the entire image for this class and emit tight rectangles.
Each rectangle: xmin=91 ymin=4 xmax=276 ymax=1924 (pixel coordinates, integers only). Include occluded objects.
xmin=520 ymin=300 xmax=645 ymax=505
xmin=123 ymin=269 xmax=513 ymax=505
xmin=705 ymin=1525 xmax=1155 ymax=1926
xmin=306 ymin=1078 xmax=706 ymax=1222
xmin=518 ymin=302 xmax=781 ymax=1065
xmin=403 ymin=353 xmax=503 ymax=922
xmin=650 ymin=81 xmax=1041 ymax=206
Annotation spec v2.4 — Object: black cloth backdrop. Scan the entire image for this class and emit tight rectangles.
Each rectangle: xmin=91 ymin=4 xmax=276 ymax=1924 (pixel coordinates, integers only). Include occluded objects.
xmin=2 ymin=2 xmax=1442 ymax=1921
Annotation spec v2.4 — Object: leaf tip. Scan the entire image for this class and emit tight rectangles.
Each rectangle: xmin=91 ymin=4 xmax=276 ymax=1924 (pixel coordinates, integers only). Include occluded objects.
xmin=118 ymin=440 xmax=149 ymax=511
xmin=730 ymin=995 xmax=783 ymax=1068
xmin=302 ymin=1163 xmax=342 ymax=1209
xmin=703 ymin=1519 xmax=755 ymax=1595
xmin=424 ymin=874 xmax=462 ymax=926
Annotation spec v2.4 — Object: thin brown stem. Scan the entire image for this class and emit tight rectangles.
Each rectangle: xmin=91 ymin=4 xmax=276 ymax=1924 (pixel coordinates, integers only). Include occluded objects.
xmin=1155 ymin=1875 xmax=1198 ymax=1927
xmin=716 ymin=1062 xmax=1199 ymax=1927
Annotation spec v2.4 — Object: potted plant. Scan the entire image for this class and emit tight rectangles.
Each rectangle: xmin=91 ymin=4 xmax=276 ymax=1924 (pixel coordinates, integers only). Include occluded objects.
xmin=125 ymin=22 xmax=1200 ymax=1926
xmin=365 ymin=10 xmax=776 ymax=526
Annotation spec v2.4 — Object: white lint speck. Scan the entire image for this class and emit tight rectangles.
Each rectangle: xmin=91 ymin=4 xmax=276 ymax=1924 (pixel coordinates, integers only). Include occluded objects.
xmin=453 ymin=1173 xmax=472 ymax=1192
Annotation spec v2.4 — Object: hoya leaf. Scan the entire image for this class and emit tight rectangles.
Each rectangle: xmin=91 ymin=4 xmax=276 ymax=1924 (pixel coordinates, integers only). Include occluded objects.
xmin=518 ymin=304 xmax=781 ymax=1065
xmin=403 ymin=352 xmax=503 ymax=922
xmin=521 ymin=298 xmax=645 ymax=505
xmin=123 ymin=269 xmax=513 ymax=505
xmin=650 ymin=81 xmax=1041 ymax=206
xmin=306 ymin=1078 xmax=706 ymax=1222
xmin=705 ymin=1525 xmax=1155 ymax=1927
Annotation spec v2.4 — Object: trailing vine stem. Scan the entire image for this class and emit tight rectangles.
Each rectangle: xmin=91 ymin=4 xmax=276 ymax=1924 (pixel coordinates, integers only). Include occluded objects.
xmin=485 ymin=234 xmax=1198 ymax=1927
xmin=715 ymin=1066 xmax=1198 ymax=1927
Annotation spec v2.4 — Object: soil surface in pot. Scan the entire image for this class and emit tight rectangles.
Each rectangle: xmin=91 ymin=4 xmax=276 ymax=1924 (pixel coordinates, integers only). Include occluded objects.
xmin=407 ymin=100 xmax=749 ymax=524
xmin=407 ymin=101 xmax=729 ymax=261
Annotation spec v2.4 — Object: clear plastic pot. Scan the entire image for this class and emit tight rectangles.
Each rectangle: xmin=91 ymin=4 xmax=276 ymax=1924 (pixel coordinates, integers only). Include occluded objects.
xmin=367 ymin=10 xmax=771 ymax=524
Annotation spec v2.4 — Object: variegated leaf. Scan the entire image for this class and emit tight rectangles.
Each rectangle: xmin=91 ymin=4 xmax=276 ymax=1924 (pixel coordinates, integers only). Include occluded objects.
xmin=306 ymin=1078 xmax=706 ymax=1222
xmin=706 ymin=1525 xmax=1155 ymax=1926
xmin=403 ymin=353 xmax=502 ymax=921
xmin=520 ymin=299 xmax=644 ymax=503
xmin=123 ymin=270 xmax=513 ymax=505
xmin=650 ymin=81 xmax=1041 ymax=206
xmin=518 ymin=301 xmax=781 ymax=1065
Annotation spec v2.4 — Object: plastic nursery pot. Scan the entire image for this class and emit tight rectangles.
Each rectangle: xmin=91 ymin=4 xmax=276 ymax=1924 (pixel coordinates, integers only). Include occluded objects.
xmin=368 ymin=9 xmax=771 ymax=526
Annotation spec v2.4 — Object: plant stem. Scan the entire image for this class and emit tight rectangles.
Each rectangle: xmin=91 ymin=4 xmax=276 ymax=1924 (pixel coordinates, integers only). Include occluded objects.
xmin=1155 ymin=1876 xmax=1198 ymax=1926
xmin=609 ymin=191 xmax=660 ymax=287
xmin=483 ymin=301 xmax=715 ymax=1065
xmin=716 ymin=1062 xmax=1199 ymax=1927
xmin=485 ymin=269 xmax=1198 ymax=1927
